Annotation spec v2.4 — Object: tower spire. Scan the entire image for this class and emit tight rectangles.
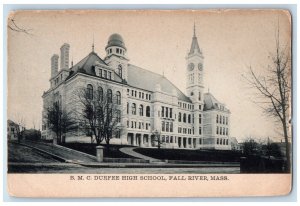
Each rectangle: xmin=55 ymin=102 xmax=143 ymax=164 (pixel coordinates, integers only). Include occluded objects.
xmin=188 ymin=23 xmax=201 ymax=56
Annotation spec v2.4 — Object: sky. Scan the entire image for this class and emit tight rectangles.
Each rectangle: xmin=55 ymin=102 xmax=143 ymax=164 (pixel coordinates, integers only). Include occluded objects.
xmin=7 ymin=10 xmax=291 ymax=142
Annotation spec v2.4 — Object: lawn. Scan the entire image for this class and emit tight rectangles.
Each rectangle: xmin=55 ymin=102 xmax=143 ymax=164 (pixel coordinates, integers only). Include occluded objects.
xmin=61 ymin=143 xmax=134 ymax=158
xmin=134 ymin=148 xmax=242 ymax=162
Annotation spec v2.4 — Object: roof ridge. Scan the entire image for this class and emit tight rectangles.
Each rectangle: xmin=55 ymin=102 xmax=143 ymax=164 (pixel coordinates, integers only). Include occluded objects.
xmin=128 ymin=63 xmax=191 ymax=102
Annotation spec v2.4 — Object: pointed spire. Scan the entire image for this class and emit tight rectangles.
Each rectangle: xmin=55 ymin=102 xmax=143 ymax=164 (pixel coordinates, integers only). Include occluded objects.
xmin=188 ymin=23 xmax=201 ymax=56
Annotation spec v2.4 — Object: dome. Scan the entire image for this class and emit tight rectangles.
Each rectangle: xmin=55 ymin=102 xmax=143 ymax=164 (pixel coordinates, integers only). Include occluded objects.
xmin=106 ymin=33 xmax=126 ymax=50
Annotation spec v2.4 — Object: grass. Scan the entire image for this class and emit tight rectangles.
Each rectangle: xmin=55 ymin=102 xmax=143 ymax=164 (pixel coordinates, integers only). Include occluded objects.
xmin=134 ymin=148 xmax=242 ymax=162
xmin=61 ymin=143 xmax=134 ymax=158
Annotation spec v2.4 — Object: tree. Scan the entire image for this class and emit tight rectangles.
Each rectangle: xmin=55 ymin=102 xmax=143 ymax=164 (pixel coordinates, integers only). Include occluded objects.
xmin=243 ymin=25 xmax=291 ymax=171
xmin=46 ymin=103 xmax=77 ymax=144
xmin=8 ymin=17 xmax=33 ymax=35
xmin=151 ymin=129 xmax=164 ymax=149
xmin=242 ymin=137 xmax=260 ymax=156
xmin=76 ymin=84 xmax=123 ymax=148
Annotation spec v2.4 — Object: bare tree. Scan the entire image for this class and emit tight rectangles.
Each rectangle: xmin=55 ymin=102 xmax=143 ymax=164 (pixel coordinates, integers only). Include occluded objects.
xmin=151 ymin=129 xmax=164 ymax=149
xmin=7 ymin=17 xmax=33 ymax=35
xmin=45 ymin=102 xmax=77 ymax=144
xmin=243 ymin=25 xmax=291 ymax=171
xmin=75 ymin=83 xmax=123 ymax=148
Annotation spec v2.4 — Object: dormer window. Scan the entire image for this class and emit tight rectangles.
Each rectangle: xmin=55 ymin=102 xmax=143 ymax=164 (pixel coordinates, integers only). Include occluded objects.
xmin=116 ymin=48 xmax=119 ymax=54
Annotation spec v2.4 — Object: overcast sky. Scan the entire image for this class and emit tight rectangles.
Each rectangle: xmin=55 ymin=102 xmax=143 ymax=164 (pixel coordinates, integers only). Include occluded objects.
xmin=7 ymin=10 xmax=291 ymax=142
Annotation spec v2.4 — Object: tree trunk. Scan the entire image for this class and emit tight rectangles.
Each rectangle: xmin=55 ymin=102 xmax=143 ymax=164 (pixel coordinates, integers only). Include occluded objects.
xmin=282 ymin=119 xmax=290 ymax=172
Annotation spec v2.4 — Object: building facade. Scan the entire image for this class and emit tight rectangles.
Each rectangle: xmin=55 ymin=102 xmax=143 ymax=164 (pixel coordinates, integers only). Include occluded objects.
xmin=42 ymin=26 xmax=232 ymax=150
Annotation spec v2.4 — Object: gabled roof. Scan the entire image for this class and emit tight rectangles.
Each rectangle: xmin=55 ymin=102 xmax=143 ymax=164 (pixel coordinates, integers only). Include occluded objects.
xmin=203 ymin=93 xmax=229 ymax=112
xmin=127 ymin=64 xmax=192 ymax=103
xmin=66 ymin=52 xmax=122 ymax=83
xmin=71 ymin=52 xmax=108 ymax=74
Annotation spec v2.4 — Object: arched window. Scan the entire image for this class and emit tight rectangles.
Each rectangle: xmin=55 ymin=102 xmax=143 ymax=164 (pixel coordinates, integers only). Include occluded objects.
xmin=178 ymin=112 xmax=181 ymax=122
xmin=139 ymin=105 xmax=144 ymax=116
xmin=107 ymin=89 xmax=112 ymax=103
xmin=87 ymin=84 xmax=93 ymax=100
xmin=183 ymin=113 xmax=186 ymax=123
xmin=188 ymin=114 xmax=191 ymax=123
xmin=146 ymin=106 xmax=150 ymax=117
xmin=98 ymin=86 xmax=103 ymax=101
xmin=118 ymin=64 xmax=122 ymax=78
xmin=116 ymin=91 xmax=121 ymax=105
xmin=132 ymin=103 xmax=136 ymax=115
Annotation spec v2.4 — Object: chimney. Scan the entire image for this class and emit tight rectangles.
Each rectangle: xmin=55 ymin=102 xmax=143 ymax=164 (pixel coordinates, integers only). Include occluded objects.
xmin=51 ymin=54 xmax=59 ymax=77
xmin=60 ymin=43 xmax=70 ymax=70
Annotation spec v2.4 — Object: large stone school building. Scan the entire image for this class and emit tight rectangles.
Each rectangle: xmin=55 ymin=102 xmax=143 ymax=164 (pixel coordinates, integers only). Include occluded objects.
xmin=42 ymin=26 xmax=233 ymax=150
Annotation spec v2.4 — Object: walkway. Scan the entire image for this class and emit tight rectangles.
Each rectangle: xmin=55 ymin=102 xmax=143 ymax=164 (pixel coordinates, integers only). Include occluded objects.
xmin=119 ymin=147 xmax=161 ymax=162
xmin=19 ymin=141 xmax=98 ymax=163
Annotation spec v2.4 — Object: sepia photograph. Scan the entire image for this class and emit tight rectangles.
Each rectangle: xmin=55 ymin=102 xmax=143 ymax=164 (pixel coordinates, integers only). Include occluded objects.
xmin=6 ymin=9 xmax=292 ymax=197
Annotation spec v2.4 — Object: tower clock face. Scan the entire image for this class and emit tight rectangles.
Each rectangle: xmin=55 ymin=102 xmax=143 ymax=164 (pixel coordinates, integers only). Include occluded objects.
xmin=188 ymin=63 xmax=194 ymax=71
xmin=198 ymin=63 xmax=203 ymax=71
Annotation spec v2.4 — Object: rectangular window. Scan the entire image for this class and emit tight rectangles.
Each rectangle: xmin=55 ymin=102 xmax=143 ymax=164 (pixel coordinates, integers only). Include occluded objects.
xmin=162 ymin=106 xmax=165 ymax=118
xmin=108 ymin=72 xmax=111 ymax=80
xmin=104 ymin=70 xmax=107 ymax=78
xmin=162 ymin=121 xmax=165 ymax=132
xmin=199 ymin=138 xmax=202 ymax=145
xmin=166 ymin=122 xmax=169 ymax=132
xmin=142 ymin=93 xmax=144 ymax=99
xmin=170 ymin=108 xmax=173 ymax=118
xmin=166 ymin=107 xmax=169 ymax=118
xmin=139 ymin=92 xmax=141 ymax=98
xmin=199 ymin=114 xmax=202 ymax=124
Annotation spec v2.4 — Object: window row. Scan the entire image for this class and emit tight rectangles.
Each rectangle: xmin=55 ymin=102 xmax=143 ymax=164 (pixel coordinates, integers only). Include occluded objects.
xmin=178 ymin=102 xmax=194 ymax=110
xmin=217 ymin=138 xmax=229 ymax=145
xmin=98 ymin=69 xmax=112 ymax=80
xmin=127 ymin=103 xmax=151 ymax=117
xmin=178 ymin=112 xmax=193 ymax=123
xmin=216 ymin=114 xmax=228 ymax=125
xmin=86 ymin=84 xmax=121 ymax=104
xmin=161 ymin=106 xmax=173 ymax=119
xmin=161 ymin=121 xmax=173 ymax=133
xmin=178 ymin=127 xmax=194 ymax=135
xmin=161 ymin=135 xmax=177 ymax=144
xmin=127 ymin=89 xmax=151 ymax=100
xmin=107 ymin=47 xmax=125 ymax=56
xmin=216 ymin=126 xmax=228 ymax=136
xmin=127 ymin=120 xmax=151 ymax=130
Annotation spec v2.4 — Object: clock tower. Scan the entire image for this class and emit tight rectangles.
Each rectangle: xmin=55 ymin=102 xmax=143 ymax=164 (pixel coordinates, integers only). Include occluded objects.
xmin=186 ymin=24 xmax=204 ymax=104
